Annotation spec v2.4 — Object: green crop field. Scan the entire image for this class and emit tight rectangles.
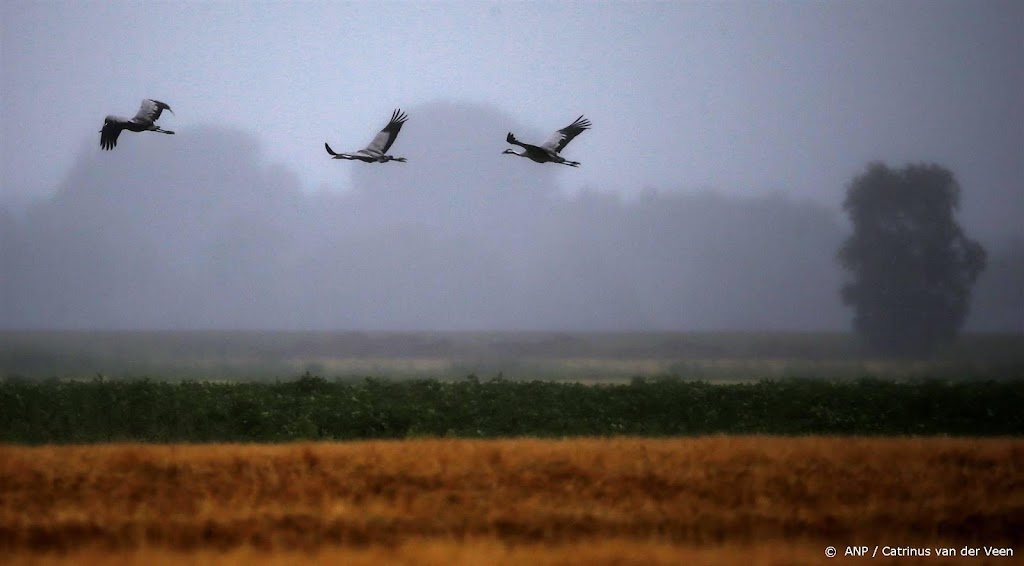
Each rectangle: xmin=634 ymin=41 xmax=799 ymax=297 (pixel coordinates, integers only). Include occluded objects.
xmin=2 ymin=375 xmax=1022 ymax=443
xmin=3 ymin=331 xmax=1021 ymax=443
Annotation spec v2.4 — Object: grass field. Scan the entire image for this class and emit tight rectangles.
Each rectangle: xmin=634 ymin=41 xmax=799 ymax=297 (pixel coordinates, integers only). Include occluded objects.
xmin=3 ymin=331 xmax=1021 ymax=563
xmin=2 ymin=437 xmax=1021 ymax=565
xmin=4 ymin=330 xmax=1023 ymax=381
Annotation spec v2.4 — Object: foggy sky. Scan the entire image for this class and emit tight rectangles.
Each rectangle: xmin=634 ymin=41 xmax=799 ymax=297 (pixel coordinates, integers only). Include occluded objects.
xmin=3 ymin=1 xmax=1022 ymax=238
xmin=2 ymin=102 xmax=1019 ymax=331
xmin=1 ymin=1 xmax=1022 ymax=332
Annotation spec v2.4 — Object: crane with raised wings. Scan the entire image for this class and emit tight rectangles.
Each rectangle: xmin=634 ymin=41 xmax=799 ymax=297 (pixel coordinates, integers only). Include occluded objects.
xmin=100 ymin=99 xmax=175 ymax=150
xmin=325 ymin=109 xmax=409 ymax=163
xmin=503 ymin=115 xmax=591 ymax=167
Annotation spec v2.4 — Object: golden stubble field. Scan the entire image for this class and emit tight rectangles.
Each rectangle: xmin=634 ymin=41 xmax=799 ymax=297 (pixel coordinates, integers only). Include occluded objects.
xmin=2 ymin=437 xmax=1021 ymax=565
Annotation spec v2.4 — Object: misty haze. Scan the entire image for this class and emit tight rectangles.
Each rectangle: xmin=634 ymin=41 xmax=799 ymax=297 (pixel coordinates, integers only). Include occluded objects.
xmin=1 ymin=102 xmax=845 ymax=330
xmin=2 ymin=4 xmax=1022 ymax=562
xmin=2 ymin=99 xmax=1022 ymax=332
xmin=1 ymin=2 xmax=1021 ymax=334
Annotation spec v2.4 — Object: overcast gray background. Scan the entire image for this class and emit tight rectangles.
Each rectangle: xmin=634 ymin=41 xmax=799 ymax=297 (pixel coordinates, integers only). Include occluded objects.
xmin=1 ymin=0 xmax=1021 ymax=332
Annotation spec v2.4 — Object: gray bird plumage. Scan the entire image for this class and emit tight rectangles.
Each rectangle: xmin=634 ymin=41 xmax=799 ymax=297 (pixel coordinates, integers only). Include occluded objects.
xmin=504 ymin=115 xmax=591 ymax=167
xmin=325 ymin=109 xmax=409 ymax=163
xmin=100 ymin=99 xmax=175 ymax=150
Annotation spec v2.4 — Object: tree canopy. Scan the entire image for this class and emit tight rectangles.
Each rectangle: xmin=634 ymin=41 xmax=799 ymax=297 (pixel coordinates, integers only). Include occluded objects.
xmin=838 ymin=162 xmax=986 ymax=356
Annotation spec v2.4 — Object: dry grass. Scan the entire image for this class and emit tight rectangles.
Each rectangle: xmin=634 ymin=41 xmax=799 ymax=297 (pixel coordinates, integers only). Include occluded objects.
xmin=2 ymin=437 xmax=1022 ymax=564
xmin=14 ymin=539 xmax=1017 ymax=566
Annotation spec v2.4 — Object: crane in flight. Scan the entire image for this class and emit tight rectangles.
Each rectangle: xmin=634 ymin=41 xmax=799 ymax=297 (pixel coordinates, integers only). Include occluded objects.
xmin=100 ymin=99 xmax=175 ymax=150
xmin=503 ymin=115 xmax=591 ymax=167
xmin=325 ymin=109 xmax=409 ymax=163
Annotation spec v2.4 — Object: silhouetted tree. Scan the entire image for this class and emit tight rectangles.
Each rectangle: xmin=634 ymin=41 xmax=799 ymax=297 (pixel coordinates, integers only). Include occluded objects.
xmin=838 ymin=163 xmax=986 ymax=355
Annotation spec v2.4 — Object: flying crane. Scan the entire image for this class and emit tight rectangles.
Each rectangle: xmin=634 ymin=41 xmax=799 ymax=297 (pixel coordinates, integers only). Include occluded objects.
xmin=100 ymin=99 xmax=175 ymax=150
xmin=325 ymin=109 xmax=409 ymax=163
xmin=503 ymin=115 xmax=591 ymax=167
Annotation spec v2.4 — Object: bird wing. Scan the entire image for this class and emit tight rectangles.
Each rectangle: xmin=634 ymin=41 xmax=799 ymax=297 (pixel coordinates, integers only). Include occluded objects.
xmin=506 ymin=132 xmax=527 ymax=147
xmin=100 ymin=120 xmax=123 ymax=150
xmin=541 ymin=115 xmax=591 ymax=153
xmin=363 ymin=109 xmax=408 ymax=155
xmin=132 ymin=99 xmax=172 ymax=125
